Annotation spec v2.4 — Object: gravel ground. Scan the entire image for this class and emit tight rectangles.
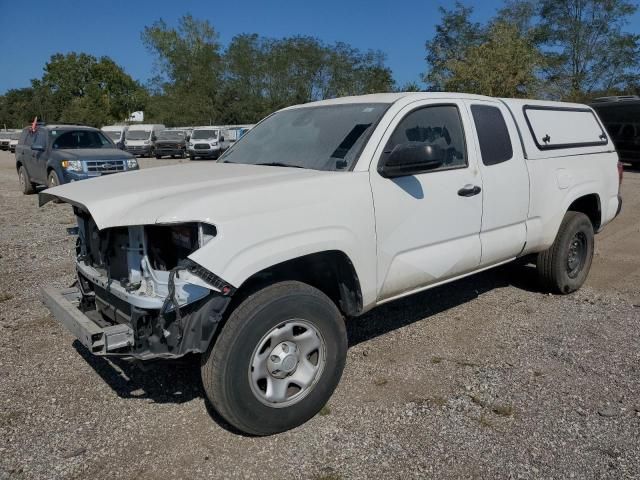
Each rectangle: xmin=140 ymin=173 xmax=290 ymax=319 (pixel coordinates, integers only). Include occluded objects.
xmin=1 ymin=151 xmax=639 ymax=479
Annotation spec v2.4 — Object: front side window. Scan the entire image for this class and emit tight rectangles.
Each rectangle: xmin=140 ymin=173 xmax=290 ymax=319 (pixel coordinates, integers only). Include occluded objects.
xmin=471 ymin=105 xmax=513 ymax=166
xmin=221 ymin=103 xmax=389 ymax=171
xmin=33 ymin=129 xmax=48 ymax=148
xmin=51 ymin=130 xmax=113 ymax=149
xmin=382 ymin=105 xmax=467 ymax=171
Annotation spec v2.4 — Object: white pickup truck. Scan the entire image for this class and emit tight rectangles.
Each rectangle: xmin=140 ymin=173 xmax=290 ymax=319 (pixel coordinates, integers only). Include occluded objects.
xmin=41 ymin=93 xmax=622 ymax=435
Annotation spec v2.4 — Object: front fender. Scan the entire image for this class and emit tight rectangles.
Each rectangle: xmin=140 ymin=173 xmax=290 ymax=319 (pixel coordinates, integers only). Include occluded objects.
xmin=188 ymin=225 xmax=376 ymax=306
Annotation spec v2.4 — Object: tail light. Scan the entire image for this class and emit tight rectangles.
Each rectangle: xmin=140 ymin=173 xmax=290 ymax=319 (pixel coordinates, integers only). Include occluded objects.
xmin=617 ymin=162 xmax=624 ymax=191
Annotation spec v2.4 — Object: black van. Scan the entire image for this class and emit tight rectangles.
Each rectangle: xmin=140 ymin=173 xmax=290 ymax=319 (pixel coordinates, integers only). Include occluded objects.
xmin=591 ymin=96 xmax=640 ymax=166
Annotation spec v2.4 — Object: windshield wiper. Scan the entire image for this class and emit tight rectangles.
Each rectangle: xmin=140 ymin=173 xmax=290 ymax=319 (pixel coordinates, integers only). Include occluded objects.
xmin=255 ymin=162 xmax=305 ymax=169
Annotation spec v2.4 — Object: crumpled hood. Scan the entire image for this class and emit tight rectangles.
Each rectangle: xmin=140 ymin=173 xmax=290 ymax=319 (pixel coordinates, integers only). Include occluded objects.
xmin=39 ymin=162 xmax=336 ymax=230
xmin=56 ymin=148 xmax=134 ymax=160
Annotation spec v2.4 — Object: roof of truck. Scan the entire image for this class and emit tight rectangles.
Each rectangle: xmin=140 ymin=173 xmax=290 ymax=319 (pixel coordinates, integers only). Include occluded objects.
xmin=293 ymin=92 xmax=593 ymax=111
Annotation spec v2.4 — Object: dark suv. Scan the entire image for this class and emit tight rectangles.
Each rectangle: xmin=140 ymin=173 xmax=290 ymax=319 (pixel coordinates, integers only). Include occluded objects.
xmin=592 ymin=96 xmax=640 ymax=166
xmin=15 ymin=124 xmax=139 ymax=194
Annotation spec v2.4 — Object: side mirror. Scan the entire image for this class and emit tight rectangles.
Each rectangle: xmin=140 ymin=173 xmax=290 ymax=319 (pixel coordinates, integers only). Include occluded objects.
xmin=31 ymin=144 xmax=45 ymax=152
xmin=220 ymin=136 xmax=225 ymax=142
xmin=378 ymin=143 xmax=444 ymax=178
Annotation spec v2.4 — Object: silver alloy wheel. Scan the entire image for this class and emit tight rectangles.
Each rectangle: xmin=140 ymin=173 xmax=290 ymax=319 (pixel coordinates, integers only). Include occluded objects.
xmin=249 ymin=319 xmax=326 ymax=408
xmin=48 ymin=173 xmax=57 ymax=187
xmin=19 ymin=169 xmax=26 ymax=189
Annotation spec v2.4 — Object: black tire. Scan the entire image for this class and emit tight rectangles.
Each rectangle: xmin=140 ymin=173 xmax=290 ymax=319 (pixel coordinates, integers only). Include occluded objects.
xmin=18 ymin=166 xmax=36 ymax=194
xmin=155 ymin=154 xmax=161 ymax=159
xmin=201 ymin=281 xmax=347 ymax=436
xmin=536 ymin=211 xmax=594 ymax=294
xmin=181 ymin=150 xmax=186 ymax=159
xmin=47 ymin=170 xmax=61 ymax=188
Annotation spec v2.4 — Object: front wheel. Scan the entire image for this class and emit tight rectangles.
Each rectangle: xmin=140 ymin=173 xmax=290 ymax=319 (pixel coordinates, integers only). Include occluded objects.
xmin=201 ymin=281 xmax=347 ymax=436
xmin=47 ymin=170 xmax=61 ymax=188
xmin=537 ymin=211 xmax=594 ymax=294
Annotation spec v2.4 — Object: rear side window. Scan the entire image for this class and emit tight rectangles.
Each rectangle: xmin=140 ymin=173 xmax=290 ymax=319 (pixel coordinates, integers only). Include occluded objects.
xmin=524 ymin=106 xmax=607 ymax=150
xmin=471 ymin=105 xmax=513 ymax=166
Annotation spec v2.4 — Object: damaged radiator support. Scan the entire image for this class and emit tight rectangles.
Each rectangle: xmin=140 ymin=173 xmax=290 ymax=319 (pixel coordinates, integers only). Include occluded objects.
xmin=61 ymin=212 xmax=234 ymax=358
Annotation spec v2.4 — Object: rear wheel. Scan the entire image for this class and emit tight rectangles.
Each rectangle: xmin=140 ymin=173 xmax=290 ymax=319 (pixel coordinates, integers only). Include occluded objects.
xmin=189 ymin=154 xmax=196 ymax=160
xmin=155 ymin=154 xmax=161 ymax=159
xmin=47 ymin=170 xmax=61 ymax=188
xmin=537 ymin=211 xmax=594 ymax=294
xmin=18 ymin=166 xmax=36 ymax=194
xmin=201 ymin=281 xmax=347 ymax=436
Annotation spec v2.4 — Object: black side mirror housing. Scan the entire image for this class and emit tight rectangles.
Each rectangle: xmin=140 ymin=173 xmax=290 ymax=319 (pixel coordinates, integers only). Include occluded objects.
xmin=378 ymin=143 xmax=445 ymax=178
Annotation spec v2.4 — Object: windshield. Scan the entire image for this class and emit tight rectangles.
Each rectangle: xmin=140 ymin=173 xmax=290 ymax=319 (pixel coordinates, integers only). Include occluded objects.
xmin=191 ymin=129 xmax=218 ymax=140
xmin=51 ymin=130 xmax=114 ymax=149
xmin=221 ymin=103 xmax=389 ymax=171
xmin=157 ymin=130 xmax=185 ymax=140
xmin=104 ymin=131 xmax=122 ymax=140
xmin=126 ymin=130 xmax=152 ymax=140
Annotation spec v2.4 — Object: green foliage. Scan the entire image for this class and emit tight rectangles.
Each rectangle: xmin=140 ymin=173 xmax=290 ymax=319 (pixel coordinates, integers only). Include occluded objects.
xmin=0 ymin=53 xmax=147 ymax=128
xmin=142 ymin=15 xmax=223 ymax=125
xmin=141 ymin=17 xmax=394 ymax=125
xmin=444 ymin=22 xmax=544 ymax=97
xmin=423 ymin=2 xmax=485 ymax=91
xmin=425 ymin=0 xmax=640 ymax=100
xmin=538 ymin=0 xmax=640 ymax=100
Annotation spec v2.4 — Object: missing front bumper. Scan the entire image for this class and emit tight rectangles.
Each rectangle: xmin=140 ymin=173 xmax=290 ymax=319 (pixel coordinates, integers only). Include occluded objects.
xmin=42 ymin=285 xmax=232 ymax=359
xmin=42 ymin=286 xmax=134 ymax=355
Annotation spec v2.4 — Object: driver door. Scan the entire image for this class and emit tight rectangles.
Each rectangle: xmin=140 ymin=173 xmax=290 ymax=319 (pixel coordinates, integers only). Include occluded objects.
xmin=370 ymin=101 xmax=483 ymax=302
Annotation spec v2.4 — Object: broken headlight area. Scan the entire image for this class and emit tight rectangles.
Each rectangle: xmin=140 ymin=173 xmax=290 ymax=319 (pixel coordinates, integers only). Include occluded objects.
xmin=70 ymin=209 xmax=232 ymax=358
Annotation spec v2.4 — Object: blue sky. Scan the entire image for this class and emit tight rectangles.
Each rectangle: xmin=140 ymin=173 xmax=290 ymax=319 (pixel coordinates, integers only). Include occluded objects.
xmin=1 ymin=0 xmax=639 ymax=94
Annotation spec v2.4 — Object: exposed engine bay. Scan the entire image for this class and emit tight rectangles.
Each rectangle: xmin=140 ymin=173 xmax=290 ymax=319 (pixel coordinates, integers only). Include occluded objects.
xmin=72 ymin=207 xmax=233 ymax=358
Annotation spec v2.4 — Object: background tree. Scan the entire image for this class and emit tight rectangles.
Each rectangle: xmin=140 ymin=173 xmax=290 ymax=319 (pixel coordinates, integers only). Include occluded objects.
xmin=444 ymin=22 xmax=544 ymax=97
xmin=538 ymin=0 xmax=640 ymax=100
xmin=423 ymin=2 xmax=485 ymax=91
xmin=142 ymin=15 xmax=224 ymax=125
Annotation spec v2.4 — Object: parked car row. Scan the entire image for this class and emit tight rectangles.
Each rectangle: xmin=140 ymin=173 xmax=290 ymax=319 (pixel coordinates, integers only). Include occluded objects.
xmin=99 ymin=123 xmax=254 ymax=160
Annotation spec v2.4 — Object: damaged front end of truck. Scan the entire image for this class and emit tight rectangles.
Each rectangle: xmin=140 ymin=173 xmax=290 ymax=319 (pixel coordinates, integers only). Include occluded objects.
xmin=42 ymin=201 xmax=235 ymax=359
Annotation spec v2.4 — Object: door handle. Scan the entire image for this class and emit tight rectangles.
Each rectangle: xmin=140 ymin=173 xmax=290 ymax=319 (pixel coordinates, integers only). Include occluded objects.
xmin=457 ymin=184 xmax=482 ymax=197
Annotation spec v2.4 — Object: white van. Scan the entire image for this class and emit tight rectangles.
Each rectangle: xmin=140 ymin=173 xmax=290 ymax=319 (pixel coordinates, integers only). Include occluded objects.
xmin=101 ymin=125 xmax=129 ymax=150
xmin=125 ymin=124 xmax=165 ymax=157
xmin=188 ymin=126 xmax=230 ymax=160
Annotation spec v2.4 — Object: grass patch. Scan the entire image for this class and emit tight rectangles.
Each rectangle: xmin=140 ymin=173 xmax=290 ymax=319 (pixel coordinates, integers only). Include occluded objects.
xmin=0 ymin=292 xmax=13 ymax=303
xmin=492 ymin=404 xmax=515 ymax=417
xmin=478 ymin=414 xmax=496 ymax=428
xmin=318 ymin=404 xmax=332 ymax=416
